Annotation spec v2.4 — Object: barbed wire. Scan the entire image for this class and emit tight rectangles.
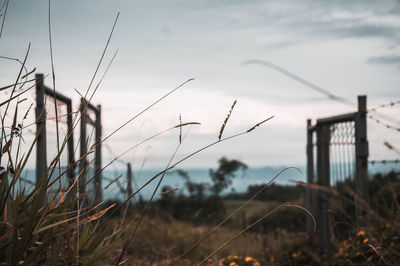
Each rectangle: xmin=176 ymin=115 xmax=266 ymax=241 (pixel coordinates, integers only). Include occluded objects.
xmin=368 ymin=115 xmax=400 ymax=132
xmin=368 ymin=99 xmax=400 ymax=112
xmin=369 ymin=159 xmax=400 ymax=165
xmin=383 ymin=141 xmax=400 ymax=156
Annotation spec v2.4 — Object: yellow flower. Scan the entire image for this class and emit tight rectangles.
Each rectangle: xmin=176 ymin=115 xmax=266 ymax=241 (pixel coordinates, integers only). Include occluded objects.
xmin=229 ymin=262 xmax=238 ymax=266
xmin=363 ymin=238 xmax=369 ymax=243
xmin=207 ymin=258 xmax=214 ymax=263
xmin=337 ymin=247 xmax=343 ymax=255
xmin=245 ymin=257 xmax=253 ymax=262
xmin=355 ymin=252 xmax=361 ymax=256
xmin=292 ymin=252 xmax=297 ymax=258
xmin=356 ymin=230 xmax=365 ymax=236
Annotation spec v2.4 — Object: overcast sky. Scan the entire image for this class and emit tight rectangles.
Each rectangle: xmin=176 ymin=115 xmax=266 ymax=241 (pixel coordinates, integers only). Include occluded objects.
xmin=1 ymin=0 xmax=400 ymax=171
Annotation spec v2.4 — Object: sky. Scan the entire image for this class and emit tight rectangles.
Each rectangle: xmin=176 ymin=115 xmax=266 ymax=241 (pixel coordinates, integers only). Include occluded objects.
xmin=1 ymin=0 xmax=400 ymax=171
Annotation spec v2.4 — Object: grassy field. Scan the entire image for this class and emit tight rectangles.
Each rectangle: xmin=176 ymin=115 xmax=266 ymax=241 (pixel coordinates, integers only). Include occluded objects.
xmin=1 ymin=3 xmax=400 ymax=265
xmin=224 ymin=200 xmax=278 ymax=217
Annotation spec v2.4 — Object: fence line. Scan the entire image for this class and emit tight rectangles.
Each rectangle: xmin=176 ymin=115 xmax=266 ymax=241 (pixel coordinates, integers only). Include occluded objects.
xmin=368 ymin=115 xmax=400 ymax=132
xmin=369 ymin=159 xmax=400 ymax=165
xmin=306 ymin=95 xmax=369 ymax=254
xmin=368 ymin=99 xmax=400 ymax=112
xmin=35 ymin=73 xmax=75 ymax=188
xmin=79 ymin=98 xmax=102 ymax=206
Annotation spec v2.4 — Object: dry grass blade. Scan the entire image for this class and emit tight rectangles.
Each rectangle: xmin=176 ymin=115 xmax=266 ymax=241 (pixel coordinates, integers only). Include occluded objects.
xmin=81 ymin=203 xmax=115 ymax=223
xmin=101 ymin=77 xmax=195 ymax=144
xmin=291 ymin=180 xmax=339 ymax=196
xmin=48 ymin=0 xmax=63 ymax=192
xmin=0 ymin=85 xmax=33 ymax=108
xmin=1 ymin=138 xmax=11 ymax=154
xmin=104 ymin=174 xmax=123 ymax=190
xmin=116 ymin=140 xmax=183 ymax=265
xmin=0 ymin=55 xmax=30 ymax=91
xmin=86 ymin=48 xmax=118 ymax=108
xmin=247 ymin=115 xmax=274 ymax=132
xmin=45 ymin=123 xmax=179 ymax=190
xmin=20 ymin=67 xmax=36 ymax=79
xmin=179 ymin=113 xmax=182 ymax=144
xmin=159 ymin=187 xmax=179 ymax=196
xmin=45 ymin=18 xmax=120 ymax=186
xmin=284 ymin=203 xmax=316 ymax=232
xmin=174 ymin=121 xmax=201 ymax=128
xmin=85 ymin=12 xmax=119 ymax=98
xmin=173 ymin=166 xmax=301 ymax=263
xmin=368 ymin=244 xmax=388 ymax=265
xmin=197 ymin=202 xmax=315 ymax=265
xmin=0 ymin=42 xmax=30 ymax=168
xmin=83 ymin=118 xmax=272 ymax=252
xmin=0 ymin=77 xmax=35 ymax=92
xmin=0 ymin=0 xmax=9 ymax=39
xmin=218 ymin=100 xmax=237 ymax=140
xmin=109 ymin=117 xmax=275 ymax=219
xmin=74 ymin=122 xmax=200 ymax=193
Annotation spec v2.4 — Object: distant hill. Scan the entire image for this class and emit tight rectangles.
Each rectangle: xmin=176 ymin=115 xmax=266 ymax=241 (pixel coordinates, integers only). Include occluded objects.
xmin=16 ymin=163 xmax=400 ymax=201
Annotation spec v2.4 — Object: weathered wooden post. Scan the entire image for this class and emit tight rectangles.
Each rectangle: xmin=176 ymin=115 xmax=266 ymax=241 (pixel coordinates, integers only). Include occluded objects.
xmin=355 ymin=95 xmax=369 ymax=226
xmin=66 ymin=99 xmax=75 ymax=187
xmin=126 ymin=163 xmax=132 ymax=198
xmin=316 ymin=123 xmax=331 ymax=253
xmin=35 ymin=74 xmax=47 ymax=185
xmin=79 ymin=98 xmax=87 ymax=206
xmin=306 ymin=119 xmax=315 ymax=235
xmin=94 ymin=104 xmax=102 ymax=203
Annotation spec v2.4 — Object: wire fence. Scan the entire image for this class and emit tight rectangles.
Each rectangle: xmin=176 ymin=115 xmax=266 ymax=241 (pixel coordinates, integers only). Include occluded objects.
xmin=329 ymin=121 xmax=356 ymax=184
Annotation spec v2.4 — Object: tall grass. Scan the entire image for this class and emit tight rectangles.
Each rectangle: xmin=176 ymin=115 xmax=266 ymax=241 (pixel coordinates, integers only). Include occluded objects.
xmin=0 ymin=4 xmax=332 ymax=265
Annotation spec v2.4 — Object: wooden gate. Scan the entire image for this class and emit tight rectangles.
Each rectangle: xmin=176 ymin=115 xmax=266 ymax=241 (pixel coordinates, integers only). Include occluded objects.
xmin=35 ymin=73 xmax=74 ymax=187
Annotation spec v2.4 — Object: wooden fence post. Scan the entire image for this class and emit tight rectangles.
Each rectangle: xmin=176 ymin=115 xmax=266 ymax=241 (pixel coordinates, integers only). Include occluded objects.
xmin=79 ymin=98 xmax=87 ymax=206
xmin=355 ymin=95 xmax=369 ymax=226
xmin=67 ymin=100 xmax=75 ymax=188
xmin=127 ymin=163 xmax=132 ymax=199
xmin=317 ymin=124 xmax=331 ymax=253
xmin=35 ymin=74 xmax=47 ymax=185
xmin=306 ymin=119 xmax=315 ymax=235
xmin=94 ymin=105 xmax=102 ymax=203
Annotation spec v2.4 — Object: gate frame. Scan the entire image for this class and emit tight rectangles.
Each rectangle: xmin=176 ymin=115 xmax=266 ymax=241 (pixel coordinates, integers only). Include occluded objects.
xmin=79 ymin=98 xmax=102 ymax=205
xmin=306 ymin=95 xmax=369 ymax=253
xmin=35 ymin=73 xmax=75 ymax=187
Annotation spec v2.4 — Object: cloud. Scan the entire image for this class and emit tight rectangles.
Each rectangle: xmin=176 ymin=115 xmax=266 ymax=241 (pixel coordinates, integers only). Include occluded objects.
xmin=191 ymin=0 xmax=400 ymax=48
xmin=368 ymin=54 xmax=400 ymax=68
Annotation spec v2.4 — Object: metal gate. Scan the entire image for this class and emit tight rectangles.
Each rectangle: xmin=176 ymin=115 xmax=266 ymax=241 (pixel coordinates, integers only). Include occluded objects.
xmin=306 ymin=95 xmax=369 ymax=253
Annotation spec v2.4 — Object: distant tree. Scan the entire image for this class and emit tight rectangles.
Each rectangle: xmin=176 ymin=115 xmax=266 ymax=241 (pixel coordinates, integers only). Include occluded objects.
xmin=160 ymin=185 xmax=175 ymax=207
xmin=175 ymin=169 xmax=207 ymax=201
xmin=209 ymin=157 xmax=247 ymax=196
